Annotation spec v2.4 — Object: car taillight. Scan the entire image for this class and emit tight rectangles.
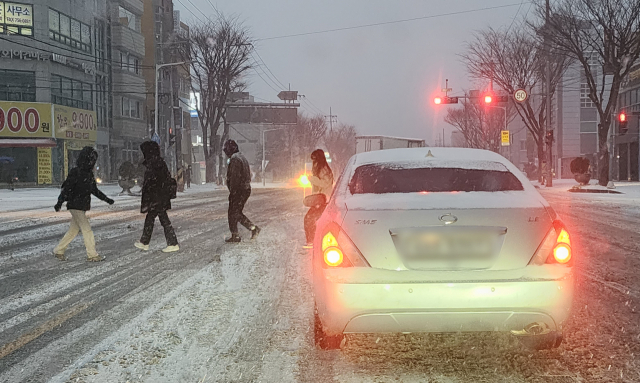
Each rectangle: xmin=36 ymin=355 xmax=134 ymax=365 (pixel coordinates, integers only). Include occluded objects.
xmin=530 ymin=220 xmax=573 ymax=266
xmin=319 ymin=223 xmax=370 ymax=268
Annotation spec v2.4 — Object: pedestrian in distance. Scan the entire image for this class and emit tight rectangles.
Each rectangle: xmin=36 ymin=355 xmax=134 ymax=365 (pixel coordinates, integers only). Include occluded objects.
xmin=224 ymin=139 xmax=260 ymax=243
xmin=185 ymin=165 xmax=192 ymax=189
xmin=303 ymin=149 xmax=334 ymax=249
xmin=134 ymin=141 xmax=180 ymax=253
xmin=53 ymin=146 xmax=114 ymax=262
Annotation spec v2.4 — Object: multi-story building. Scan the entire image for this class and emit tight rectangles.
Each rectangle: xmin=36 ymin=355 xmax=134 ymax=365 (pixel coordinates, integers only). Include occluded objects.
xmin=0 ymin=0 xmax=109 ymax=185
xmin=614 ymin=64 xmax=640 ymax=181
xmin=107 ymin=0 xmax=146 ymax=179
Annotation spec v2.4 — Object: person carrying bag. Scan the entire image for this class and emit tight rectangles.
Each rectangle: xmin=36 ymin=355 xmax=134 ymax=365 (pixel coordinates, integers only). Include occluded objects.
xmin=303 ymin=149 xmax=334 ymax=248
xmin=134 ymin=141 xmax=179 ymax=253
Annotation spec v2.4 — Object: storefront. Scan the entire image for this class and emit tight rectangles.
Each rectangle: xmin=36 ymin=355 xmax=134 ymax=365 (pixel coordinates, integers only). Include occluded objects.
xmin=0 ymin=101 xmax=56 ymax=185
xmin=0 ymin=101 xmax=96 ymax=186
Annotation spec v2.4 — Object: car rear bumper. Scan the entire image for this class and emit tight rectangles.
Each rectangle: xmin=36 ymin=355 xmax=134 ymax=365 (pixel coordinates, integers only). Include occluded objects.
xmin=314 ymin=269 xmax=574 ymax=336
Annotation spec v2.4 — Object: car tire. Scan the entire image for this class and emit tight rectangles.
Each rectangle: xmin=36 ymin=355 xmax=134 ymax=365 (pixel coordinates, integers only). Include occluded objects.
xmin=314 ymin=305 xmax=343 ymax=350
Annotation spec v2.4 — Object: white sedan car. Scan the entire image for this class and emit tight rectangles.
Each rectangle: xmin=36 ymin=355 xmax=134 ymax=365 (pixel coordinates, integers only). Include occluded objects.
xmin=312 ymin=148 xmax=573 ymax=349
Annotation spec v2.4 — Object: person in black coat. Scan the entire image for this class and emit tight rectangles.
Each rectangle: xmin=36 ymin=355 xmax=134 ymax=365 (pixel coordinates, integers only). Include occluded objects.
xmin=224 ymin=139 xmax=260 ymax=243
xmin=53 ymin=146 xmax=114 ymax=262
xmin=135 ymin=141 xmax=179 ymax=252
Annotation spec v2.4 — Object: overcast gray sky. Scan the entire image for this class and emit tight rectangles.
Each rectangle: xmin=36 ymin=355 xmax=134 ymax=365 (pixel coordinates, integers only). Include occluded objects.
xmin=175 ymin=0 xmax=532 ymax=144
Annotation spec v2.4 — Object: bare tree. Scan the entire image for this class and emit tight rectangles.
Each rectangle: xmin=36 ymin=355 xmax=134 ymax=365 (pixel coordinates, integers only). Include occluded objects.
xmin=462 ymin=28 xmax=569 ymax=180
xmin=444 ymin=97 xmax=514 ymax=153
xmin=181 ymin=15 xmax=253 ymax=183
xmin=324 ymin=124 xmax=357 ymax=176
xmin=293 ymin=113 xmax=328 ymax=166
xmin=539 ymin=0 xmax=640 ymax=185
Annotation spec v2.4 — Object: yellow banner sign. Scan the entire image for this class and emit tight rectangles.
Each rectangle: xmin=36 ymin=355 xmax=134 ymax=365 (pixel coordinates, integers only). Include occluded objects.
xmin=2 ymin=2 xmax=32 ymax=26
xmin=37 ymin=147 xmax=52 ymax=184
xmin=501 ymin=130 xmax=510 ymax=146
xmin=0 ymin=101 xmax=52 ymax=138
xmin=53 ymin=105 xmax=97 ymax=142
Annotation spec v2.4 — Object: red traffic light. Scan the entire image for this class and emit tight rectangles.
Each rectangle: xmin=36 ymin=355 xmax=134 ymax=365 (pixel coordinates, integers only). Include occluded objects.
xmin=619 ymin=113 xmax=627 ymax=122
xmin=433 ymin=96 xmax=459 ymax=105
xmin=484 ymin=95 xmax=493 ymax=104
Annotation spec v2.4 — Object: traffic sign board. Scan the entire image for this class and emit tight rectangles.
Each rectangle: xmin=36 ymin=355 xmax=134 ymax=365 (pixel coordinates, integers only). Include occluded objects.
xmin=501 ymin=130 xmax=510 ymax=146
xmin=151 ymin=132 xmax=161 ymax=144
xmin=514 ymin=89 xmax=528 ymax=103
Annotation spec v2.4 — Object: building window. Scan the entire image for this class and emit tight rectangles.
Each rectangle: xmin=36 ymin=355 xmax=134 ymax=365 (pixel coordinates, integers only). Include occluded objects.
xmin=0 ymin=70 xmax=35 ymax=101
xmin=0 ymin=3 xmax=33 ymax=36
xmin=95 ymin=20 xmax=106 ymax=72
xmin=585 ymin=50 xmax=599 ymax=67
xmin=120 ymin=97 xmax=141 ymax=119
xmin=118 ymin=50 xmax=141 ymax=75
xmin=580 ymin=83 xmax=595 ymax=108
xmin=96 ymin=76 xmax=107 ymax=127
xmin=51 ymin=74 xmax=93 ymax=110
xmin=118 ymin=6 xmax=140 ymax=32
xmin=49 ymin=8 xmax=91 ymax=52
xmin=580 ymin=133 xmax=598 ymax=155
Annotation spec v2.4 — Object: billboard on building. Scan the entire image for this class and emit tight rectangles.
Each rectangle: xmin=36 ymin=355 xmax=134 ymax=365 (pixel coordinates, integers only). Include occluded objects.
xmin=0 ymin=101 xmax=52 ymax=138
xmin=1 ymin=2 xmax=33 ymax=26
xmin=53 ymin=104 xmax=97 ymax=142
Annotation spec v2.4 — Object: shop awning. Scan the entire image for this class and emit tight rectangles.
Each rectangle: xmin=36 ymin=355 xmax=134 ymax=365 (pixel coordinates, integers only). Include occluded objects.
xmin=0 ymin=138 xmax=57 ymax=148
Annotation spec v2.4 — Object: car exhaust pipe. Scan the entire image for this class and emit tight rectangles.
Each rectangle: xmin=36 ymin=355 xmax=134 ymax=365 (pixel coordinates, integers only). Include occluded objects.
xmin=511 ymin=322 xmax=562 ymax=350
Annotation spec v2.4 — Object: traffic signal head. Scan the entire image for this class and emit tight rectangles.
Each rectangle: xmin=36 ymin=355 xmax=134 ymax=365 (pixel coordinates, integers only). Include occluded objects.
xmin=545 ymin=130 xmax=554 ymax=145
xmin=433 ymin=96 xmax=459 ymax=105
xmin=619 ymin=112 xmax=628 ymax=134
xmin=169 ymin=127 xmax=176 ymax=146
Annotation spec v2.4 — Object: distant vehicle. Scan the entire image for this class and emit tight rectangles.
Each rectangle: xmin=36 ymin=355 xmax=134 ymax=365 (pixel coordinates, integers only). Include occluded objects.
xmin=312 ymin=147 xmax=573 ymax=350
xmin=355 ymin=135 xmax=425 ymax=154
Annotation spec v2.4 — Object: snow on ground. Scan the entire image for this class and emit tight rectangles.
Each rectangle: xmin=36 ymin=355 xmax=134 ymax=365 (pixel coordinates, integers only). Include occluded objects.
xmin=0 ymin=182 xmax=293 ymax=213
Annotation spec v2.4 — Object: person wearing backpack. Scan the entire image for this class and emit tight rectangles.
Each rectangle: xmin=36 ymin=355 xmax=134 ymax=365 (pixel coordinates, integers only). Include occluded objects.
xmin=135 ymin=141 xmax=179 ymax=252
xmin=53 ymin=146 xmax=114 ymax=262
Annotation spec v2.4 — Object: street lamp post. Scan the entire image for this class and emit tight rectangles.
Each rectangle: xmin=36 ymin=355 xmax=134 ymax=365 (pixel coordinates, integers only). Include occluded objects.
xmin=261 ymin=127 xmax=285 ymax=186
xmin=155 ymin=61 xmax=187 ymax=137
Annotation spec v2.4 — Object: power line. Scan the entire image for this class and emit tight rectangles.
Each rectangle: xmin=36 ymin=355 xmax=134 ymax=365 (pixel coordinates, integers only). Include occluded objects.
xmin=505 ymin=0 xmax=526 ymax=34
xmin=252 ymin=50 xmax=286 ymax=89
xmin=256 ymin=3 xmax=525 ymax=41
xmin=175 ymin=0 xmax=206 ymax=24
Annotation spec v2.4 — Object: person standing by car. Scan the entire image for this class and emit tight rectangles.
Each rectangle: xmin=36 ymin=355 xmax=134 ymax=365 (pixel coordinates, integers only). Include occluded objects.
xmin=224 ymin=139 xmax=260 ymax=243
xmin=304 ymin=149 xmax=334 ymax=248
xmin=53 ymin=147 xmax=114 ymax=262
xmin=134 ymin=141 xmax=179 ymax=253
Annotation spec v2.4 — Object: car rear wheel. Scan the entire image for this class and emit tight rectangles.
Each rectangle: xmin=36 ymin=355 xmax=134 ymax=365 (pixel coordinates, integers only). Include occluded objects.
xmin=314 ymin=305 xmax=343 ymax=350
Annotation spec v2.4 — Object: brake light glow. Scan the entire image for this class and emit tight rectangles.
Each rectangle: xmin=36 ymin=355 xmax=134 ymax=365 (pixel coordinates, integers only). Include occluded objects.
xmin=553 ymin=243 xmax=571 ymax=264
xmin=318 ymin=224 xmax=369 ymax=268
xmin=324 ymin=247 xmax=344 ymax=267
xmin=529 ymin=220 xmax=573 ymax=266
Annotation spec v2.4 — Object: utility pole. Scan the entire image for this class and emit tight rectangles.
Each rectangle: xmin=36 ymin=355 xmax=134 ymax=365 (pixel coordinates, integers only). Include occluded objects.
xmin=326 ymin=107 xmax=337 ymax=132
xmin=545 ymin=0 xmax=553 ymax=187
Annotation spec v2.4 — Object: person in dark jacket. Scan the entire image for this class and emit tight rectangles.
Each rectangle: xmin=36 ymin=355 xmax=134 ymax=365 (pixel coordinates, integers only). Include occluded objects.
xmin=224 ymin=139 xmax=260 ymax=243
xmin=53 ymin=146 xmax=114 ymax=262
xmin=134 ymin=141 xmax=179 ymax=252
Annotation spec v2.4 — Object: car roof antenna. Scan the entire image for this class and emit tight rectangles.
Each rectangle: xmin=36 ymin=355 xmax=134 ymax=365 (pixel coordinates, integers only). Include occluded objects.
xmin=425 ymin=150 xmax=435 ymax=158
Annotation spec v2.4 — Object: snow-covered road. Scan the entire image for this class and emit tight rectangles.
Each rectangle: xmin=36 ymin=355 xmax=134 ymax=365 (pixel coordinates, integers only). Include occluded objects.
xmin=1 ymin=186 xmax=639 ymax=382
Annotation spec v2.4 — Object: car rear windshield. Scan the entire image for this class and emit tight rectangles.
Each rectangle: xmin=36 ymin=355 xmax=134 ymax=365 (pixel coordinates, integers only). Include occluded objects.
xmin=349 ymin=163 xmax=524 ymax=194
